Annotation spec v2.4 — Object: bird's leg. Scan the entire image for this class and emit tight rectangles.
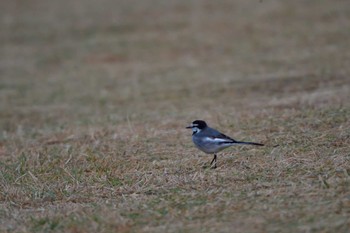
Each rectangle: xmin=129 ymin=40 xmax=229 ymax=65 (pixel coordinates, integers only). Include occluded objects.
xmin=210 ymin=154 xmax=217 ymax=169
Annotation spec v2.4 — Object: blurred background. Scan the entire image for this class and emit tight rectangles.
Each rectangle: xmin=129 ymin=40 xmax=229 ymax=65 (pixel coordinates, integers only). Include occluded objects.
xmin=1 ymin=0 xmax=349 ymax=137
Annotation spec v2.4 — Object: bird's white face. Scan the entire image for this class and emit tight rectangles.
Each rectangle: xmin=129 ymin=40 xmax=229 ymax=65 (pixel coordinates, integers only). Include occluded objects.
xmin=187 ymin=123 xmax=201 ymax=134
xmin=191 ymin=126 xmax=201 ymax=134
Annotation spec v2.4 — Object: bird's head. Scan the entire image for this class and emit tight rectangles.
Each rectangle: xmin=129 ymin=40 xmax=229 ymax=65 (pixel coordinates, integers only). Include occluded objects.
xmin=186 ymin=120 xmax=208 ymax=134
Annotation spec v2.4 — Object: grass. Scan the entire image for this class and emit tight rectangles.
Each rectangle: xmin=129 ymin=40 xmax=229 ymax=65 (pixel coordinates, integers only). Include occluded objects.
xmin=1 ymin=0 xmax=350 ymax=232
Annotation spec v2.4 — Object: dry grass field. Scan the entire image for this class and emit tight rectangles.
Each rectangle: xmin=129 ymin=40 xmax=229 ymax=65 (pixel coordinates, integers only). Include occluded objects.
xmin=1 ymin=0 xmax=350 ymax=232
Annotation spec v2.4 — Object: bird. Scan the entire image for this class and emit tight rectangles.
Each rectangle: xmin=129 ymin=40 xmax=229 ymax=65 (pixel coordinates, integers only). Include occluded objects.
xmin=186 ymin=120 xmax=264 ymax=168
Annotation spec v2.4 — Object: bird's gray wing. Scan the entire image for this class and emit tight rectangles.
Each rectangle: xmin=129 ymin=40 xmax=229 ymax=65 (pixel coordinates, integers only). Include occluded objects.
xmin=202 ymin=127 xmax=237 ymax=143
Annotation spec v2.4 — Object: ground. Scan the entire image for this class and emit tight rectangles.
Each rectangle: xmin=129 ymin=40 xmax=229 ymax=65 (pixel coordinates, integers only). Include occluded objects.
xmin=0 ymin=0 xmax=350 ymax=232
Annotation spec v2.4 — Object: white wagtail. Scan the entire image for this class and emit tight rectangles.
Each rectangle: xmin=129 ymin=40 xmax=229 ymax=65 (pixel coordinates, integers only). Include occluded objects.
xmin=186 ymin=120 xmax=264 ymax=168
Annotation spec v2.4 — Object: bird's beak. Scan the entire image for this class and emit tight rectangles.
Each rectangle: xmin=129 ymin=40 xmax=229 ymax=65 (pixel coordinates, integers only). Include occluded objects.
xmin=186 ymin=124 xmax=193 ymax=129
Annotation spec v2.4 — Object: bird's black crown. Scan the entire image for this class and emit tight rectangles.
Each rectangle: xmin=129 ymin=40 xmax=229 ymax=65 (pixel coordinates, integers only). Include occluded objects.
xmin=192 ymin=120 xmax=207 ymax=129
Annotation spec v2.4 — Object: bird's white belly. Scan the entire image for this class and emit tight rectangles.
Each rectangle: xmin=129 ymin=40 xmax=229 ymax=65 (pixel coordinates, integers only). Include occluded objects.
xmin=193 ymin=136 xmax=233 ymax=154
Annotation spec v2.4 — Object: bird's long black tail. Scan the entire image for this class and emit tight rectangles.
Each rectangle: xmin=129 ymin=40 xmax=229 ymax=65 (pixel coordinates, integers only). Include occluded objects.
xmin=235 ymin=141 xmax=264 ymax=146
